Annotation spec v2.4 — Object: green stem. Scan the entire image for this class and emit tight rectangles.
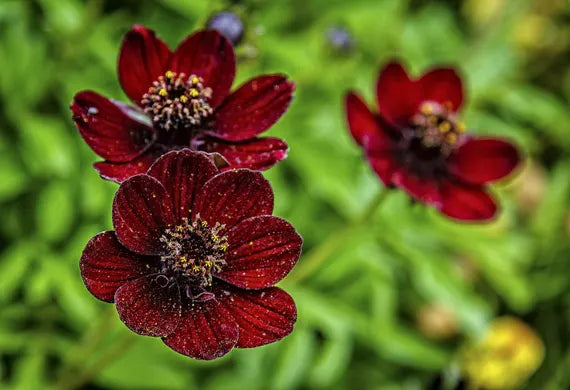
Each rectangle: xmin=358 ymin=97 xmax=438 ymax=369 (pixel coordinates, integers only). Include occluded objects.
xmin=288 ymin=190 xmax=389 ymax=283
xmin=52 ymin=307 xmax=134 ymax=390
xmin=57 ymin=334 xmax=136 ymax=390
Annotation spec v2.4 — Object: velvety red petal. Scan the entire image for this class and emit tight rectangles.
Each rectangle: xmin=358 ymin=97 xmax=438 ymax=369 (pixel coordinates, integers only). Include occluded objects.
xmin=115 ymin=274 xmax=181 ymax=337
xmin=80 ymin=231 xmax=156 ymax=302
xmin=419 ymin=68 xmax=463 ymax=112
xmin=367 ymin=153 xmax=396 ymax=186
xmin=170 ymin=30 xmax=235 ymax=108
xmin=118 ymin=25 xmax=172 ymax=106
xmin=376 ymin=61 xmax=419 ymax=125
xmin=216 ymin=285 xmax=296 ymax=348
xmin=217 ymin=216 xmax=302 ymax=289
xmin=193 ymin=170 xmax=274 ymax=233
xmin=448 ymin=138 xmax=521 ymax=185
xmin=202 ymin=137 xmax=288 ymax=171
xmin=210 ymin=75 xmax=294 ymax=141
xmin=345 ymin=92 xmax=390 ymax=150
xmin=71 ymin=91 xmax=155 ymax=162
xmin=392 ymin=169 xmax=441 ymax=205
xmin=147 ymin=150 xmax=219 ymax=222
xmin=112 ymin=175 xmax=175 ymax=255
xmin=162 ymin=297 xmax=238 ymax=360
xmin=94 ymin=152 xmax=156 ymax=183
xmin=439 ymin=181 xmax=497 ymax=221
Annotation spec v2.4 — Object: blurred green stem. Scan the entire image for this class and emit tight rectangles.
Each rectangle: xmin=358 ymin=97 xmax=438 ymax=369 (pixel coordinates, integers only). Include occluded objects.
xmin=57 ymin=334 xmax=135 ymax=390
xmin=53 ymin=307 xmax=135 ymax=390
xmin=288 ymin=190 xmax=389 ymax=283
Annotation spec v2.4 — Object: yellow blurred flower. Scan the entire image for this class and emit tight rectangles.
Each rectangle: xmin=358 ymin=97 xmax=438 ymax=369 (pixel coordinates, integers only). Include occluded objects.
xmin=460 ymin=317 xmax=544 ymax=389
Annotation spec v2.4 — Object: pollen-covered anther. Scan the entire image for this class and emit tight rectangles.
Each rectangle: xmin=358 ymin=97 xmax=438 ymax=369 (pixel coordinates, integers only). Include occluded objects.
xmin=141 ymin=71 xmax=213 ymax=131
xmin=412 ymin=101 xmax=465 ymax=155
xmin=159 ymin=215 xmax=227 ymax=287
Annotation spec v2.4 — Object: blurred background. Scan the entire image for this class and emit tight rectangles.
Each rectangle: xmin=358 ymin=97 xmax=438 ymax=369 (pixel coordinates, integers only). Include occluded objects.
xmin=0 ymin=0 xmax=569 ymax=389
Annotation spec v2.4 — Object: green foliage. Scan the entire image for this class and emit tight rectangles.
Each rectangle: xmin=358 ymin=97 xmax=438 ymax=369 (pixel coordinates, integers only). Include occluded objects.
xmin=0 ymin=0 xmax=569 ymax=389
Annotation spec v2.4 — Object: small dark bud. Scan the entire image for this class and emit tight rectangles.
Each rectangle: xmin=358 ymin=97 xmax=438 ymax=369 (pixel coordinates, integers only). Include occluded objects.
xmin=326 ymin=26 xmax=353 ymax=53
xmin=207 ymin=12 xmax=244 ymax=46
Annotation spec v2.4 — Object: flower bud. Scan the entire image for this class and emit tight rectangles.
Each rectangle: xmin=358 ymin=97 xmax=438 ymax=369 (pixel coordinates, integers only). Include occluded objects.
xmin=207 ymin=11 xmax=244 ymax=46
xmin=416 ymin=304 xmax=458 ymax=340
xmin=326 ymin=26 xmax=353 ymax=54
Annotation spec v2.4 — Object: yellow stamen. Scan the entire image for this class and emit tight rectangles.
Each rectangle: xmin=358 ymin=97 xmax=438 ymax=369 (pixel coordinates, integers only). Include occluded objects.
xmin=158 ymin=88 xmax=168 ymax=97
xmin=446 ymin=133 xmax=457 ymax=144
xmin=191 ymin=76 xmax=200 ymax=84
xmin=439 ymin=121 xmax=451 ymax=133
xmin=165 ymin=70 xmax=175 ymax=78
xmin=420 ymin=102 xmax=433 ymax=115
xmin=179 ymin=95 xmax=188 ymax=103
xmin=189 ymin=88 xmax=199 ymax=98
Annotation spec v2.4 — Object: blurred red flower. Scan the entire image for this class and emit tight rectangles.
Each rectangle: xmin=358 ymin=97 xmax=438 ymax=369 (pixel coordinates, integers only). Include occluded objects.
xmin=345 ymin=61 xmax=521 ymax=221
xmin=80 ymin=150 xmax=302 ymax=359
xmin=72 ymin=26 xmax=294 ymax=182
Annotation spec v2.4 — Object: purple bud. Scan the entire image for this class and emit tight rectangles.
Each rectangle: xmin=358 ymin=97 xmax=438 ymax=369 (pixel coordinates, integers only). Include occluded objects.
xmin=326 ymin=26 xmax=354 ymax=53
xmin=207 ymin=12 xmax=244 ymax=46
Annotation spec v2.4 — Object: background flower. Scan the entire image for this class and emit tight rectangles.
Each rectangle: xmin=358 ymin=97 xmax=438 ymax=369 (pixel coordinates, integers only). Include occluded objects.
xmin=346 ymin=61 xmax=521 ymax=221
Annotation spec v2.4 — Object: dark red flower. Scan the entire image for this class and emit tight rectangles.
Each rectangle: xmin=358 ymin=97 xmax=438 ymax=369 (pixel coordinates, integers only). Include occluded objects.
xmin=80 ymin=150 xmax=302 ymax=359
xmin=345 ymin=61 xmax=521 ymax=221
xmin=71 ymin=26 xmax=294 ymax=183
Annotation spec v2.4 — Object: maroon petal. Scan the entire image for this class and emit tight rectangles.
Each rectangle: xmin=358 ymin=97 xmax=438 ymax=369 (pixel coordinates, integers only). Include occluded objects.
xmin=419 ymin=67 xmax=463 ymax=112
xmin=94 ymin=152 xmax=156 ymax=183
xmin=345 ymin=92 xmax=390 ymax=150
xmin=203 ymin=137 xmax=288 ymax=171
xmin=112 ymin=175 xmax=175 ymax=255
xmin=148 ymin=150 xmax=219 ymax=222
xmin=80 ymin=231 xmax=156 ymax=302
xmin=71 ymin=91 xmax=155 ymax=162
xmin=193 ymin=170 xmax=274 ymax=233
xmin=216 ymin=285 xmax=296 ymax=348
xmin=115 ymin=274 xmax=181 ymax=337
xmin=211 ymin=75 xmax=295 ymax=141
xmin=376 ymin=61 xmax=419 ymax=125
xmin=170 ymin=30 xmax=235 ymax=108
xmin=392 ymin=169 xmax=441 ymax=205
xmin=439 ymin=181 xmax=497 ymax=221
xmin=217 ymin=216 xmax=302 ymax=289
xmin=118 ymin=25 xmax=172 ymax=106
xmin=448 ymin=138 xmax=521 ymax=185
xmin=367 ymin=153 xmax=396 ymax=186
xmin=162 ymin=297 xmax=238 ymax=360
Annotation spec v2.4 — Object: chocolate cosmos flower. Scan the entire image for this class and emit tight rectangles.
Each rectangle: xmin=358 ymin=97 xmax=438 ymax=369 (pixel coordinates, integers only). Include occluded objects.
xmin=71 ymin=26 xmax=294 ymax=182
xmin=80 ymin=150 xmax=302 ymax=359
xmin=345 ymin=61 xmax=521 ymax=221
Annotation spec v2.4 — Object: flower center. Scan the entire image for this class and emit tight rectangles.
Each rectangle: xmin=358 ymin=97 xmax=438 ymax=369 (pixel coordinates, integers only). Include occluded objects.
xmin=159 ymin=215 xmax=227 ymax=288
xmin=411 ymin=101 xmax=466 ymax=156
xmin=141 ymin=71 xmax=213 ymax=132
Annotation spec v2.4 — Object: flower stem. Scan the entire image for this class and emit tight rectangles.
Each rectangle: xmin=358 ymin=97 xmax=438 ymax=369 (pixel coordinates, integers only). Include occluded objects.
xmin=287 ymin=190 xmax=389 ymax=283
xmin=57 ymin=334 xmax=136 ymax=390
xmin=52 ymin=307 xmax=135 ymax=390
